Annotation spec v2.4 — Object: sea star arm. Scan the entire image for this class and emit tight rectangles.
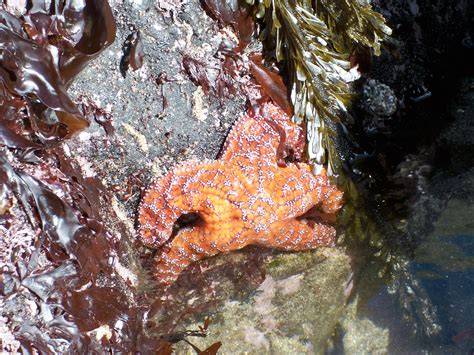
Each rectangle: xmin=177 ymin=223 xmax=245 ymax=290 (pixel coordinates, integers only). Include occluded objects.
xmin=138 ymin=160 xmax=243 ymax=248
xmin=219 ymin=102 xmax=304 ymax=165
xmin=153 ymin=228 xmax=215 ymax=284
xmin=319 ymin=184 xmax=345 ymax=214
xmin=268 ymin=165 xmax=344 ymax=220
xmin=154 ymin=225 xmax=249 ymax=284
xmin=259 ymin=219 xmax=336 ymax=250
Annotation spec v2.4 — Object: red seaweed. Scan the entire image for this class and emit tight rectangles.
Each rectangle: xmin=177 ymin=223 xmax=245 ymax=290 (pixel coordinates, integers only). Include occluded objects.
xmin=130 ymin=31 xmax=145 ymax=71
xmin=182 ymin=54 xmax=237 ymax=101
xmin=0 ymin=0 xmax=115 ymax=139
xmin=249 ymin=54 xmax=292 ymax=117
xmin=182 ymin=55 xmax=213 ymax=94
xmin=202 ymin=0 xmax=254 ymax=50
xmin=120 ymin=30 xmax=145 ymax=76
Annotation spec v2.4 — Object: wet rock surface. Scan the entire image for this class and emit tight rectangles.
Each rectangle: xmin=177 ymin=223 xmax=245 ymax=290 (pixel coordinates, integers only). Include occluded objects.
xmin=67 ymin=0 xmax=246 ymax=211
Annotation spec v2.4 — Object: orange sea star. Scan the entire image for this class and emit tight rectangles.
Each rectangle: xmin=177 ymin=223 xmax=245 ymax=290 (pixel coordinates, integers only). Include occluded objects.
xmin=138 ymin=102 xmax=343 ymax=284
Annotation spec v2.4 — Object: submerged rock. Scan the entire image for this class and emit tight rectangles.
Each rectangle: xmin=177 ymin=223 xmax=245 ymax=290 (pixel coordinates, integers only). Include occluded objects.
xmin=175 ymin=248 xmax=352 ymax=353
xmin=339 ymin=302 xmax=390 ymax=354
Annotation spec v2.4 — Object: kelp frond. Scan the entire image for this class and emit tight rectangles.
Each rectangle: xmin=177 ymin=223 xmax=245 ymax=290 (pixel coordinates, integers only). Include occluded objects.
xmin=250 ymin=0 xmax=391 ymax=174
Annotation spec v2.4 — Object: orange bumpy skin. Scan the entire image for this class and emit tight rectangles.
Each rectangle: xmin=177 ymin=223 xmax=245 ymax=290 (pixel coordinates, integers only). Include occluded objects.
xmin=138 ymin=102 xmax=343 ymax=284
